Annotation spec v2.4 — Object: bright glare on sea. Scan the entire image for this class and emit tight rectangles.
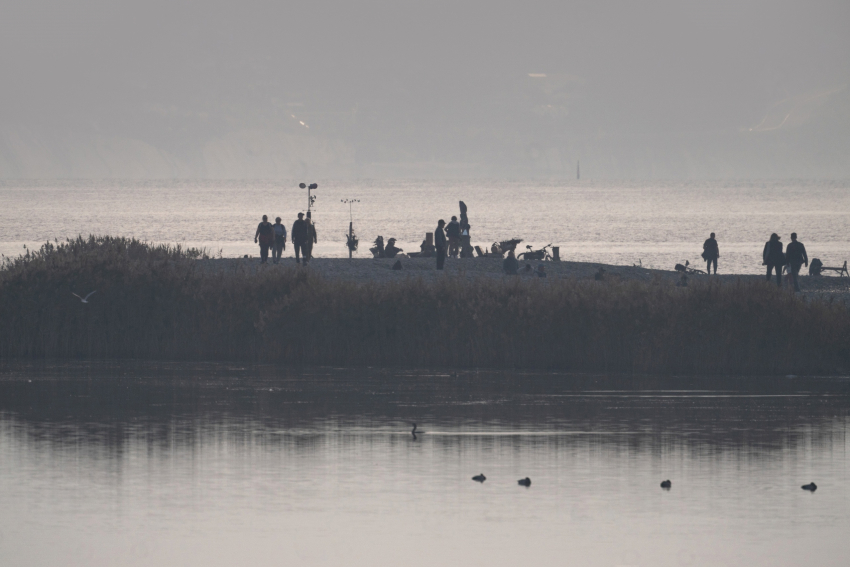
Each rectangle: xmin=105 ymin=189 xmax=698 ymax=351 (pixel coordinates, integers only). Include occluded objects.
xmin=1 ymin=179 xmax=849 ymax=273
xmin=0 ymin=364 xmax=849 ymax=567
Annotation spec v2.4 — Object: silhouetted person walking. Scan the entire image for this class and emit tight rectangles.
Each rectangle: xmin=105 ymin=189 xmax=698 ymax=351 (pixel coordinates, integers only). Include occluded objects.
xmin=434 ymin=219 xmax=447 ymax=270
xmin=272 ymin=217 xmax=287 ymax=264
xmin=304 ymin=213 xmax=317 ymax=263
xmin=254 ymin=215 xmax=273 ymax=264
xmin=702 ymin=232 xmax=719 ymax=274
xmin=291 ymin=213 xmax=309 ymax=264
xmin=763 ymin=233 xmax=785 ymax=286
xmin=786 ymin=232 xmax=808 ymax=292
xmin=446 ymin=216 xmax=461 ymax=258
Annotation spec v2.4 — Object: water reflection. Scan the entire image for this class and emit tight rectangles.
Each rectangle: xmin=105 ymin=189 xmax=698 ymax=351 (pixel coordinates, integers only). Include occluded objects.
xmin=1 ymin=363 xmax=848 ymax=567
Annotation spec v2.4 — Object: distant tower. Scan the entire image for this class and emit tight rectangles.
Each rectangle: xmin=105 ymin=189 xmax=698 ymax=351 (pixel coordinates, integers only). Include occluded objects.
xmin=577 ymin=160 xmax=580 ymax=180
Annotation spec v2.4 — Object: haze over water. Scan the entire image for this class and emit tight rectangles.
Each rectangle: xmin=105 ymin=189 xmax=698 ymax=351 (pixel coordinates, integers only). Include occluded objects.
xmin=1 ymin=364 xmax=848 ymax=567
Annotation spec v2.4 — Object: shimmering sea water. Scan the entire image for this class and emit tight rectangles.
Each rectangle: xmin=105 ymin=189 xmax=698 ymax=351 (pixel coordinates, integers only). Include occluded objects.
xmin=1 ymin=179 xmax=848 ymax=273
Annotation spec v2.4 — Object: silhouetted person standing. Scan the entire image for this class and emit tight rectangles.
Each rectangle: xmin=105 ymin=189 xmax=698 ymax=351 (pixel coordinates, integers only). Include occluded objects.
xmin=291 ymin=213 xmax=309 ymax=264
xmin=446 ymin=216 xmax=461 ymax=258
xmin=434 ymin=219 xmax=447 ymax=270
xmin=786 ymin=232 xmax=808 ymax=293
xmin=503 ymin=249 xmax=519 ymax=275
xmin=702 ymin=232 xmax=719 ymax=274
xmin=254 ymin=215 xmax=273 ymax=264
xmin=272 ymin=217 xmax=287 ymax=264
xmin=763 ymin=233 xmax=785 ymax=286
xmin=304 ymin=213 xmax=318 ymax=263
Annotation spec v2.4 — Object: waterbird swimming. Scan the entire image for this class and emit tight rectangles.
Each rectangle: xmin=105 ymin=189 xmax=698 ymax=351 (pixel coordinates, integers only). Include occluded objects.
xmin=71 ymin=291 xmax=97 ymax=303
xmin=472 ymin=474 xmax=486 ymax=483
xmin=660 ymin=480 xmax=672 ymax=489
xmin=801 ymin=482 xmax=817 ymax=491
xmin=518 ymin=477 xmax=531 ymax=487
xmin=411 ymin=423 xmax=424 ymax=439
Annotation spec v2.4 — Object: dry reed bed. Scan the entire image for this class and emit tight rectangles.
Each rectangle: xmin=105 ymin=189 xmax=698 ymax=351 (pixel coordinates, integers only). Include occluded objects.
xmin=2 ymin=237 xmax=849 ymax=374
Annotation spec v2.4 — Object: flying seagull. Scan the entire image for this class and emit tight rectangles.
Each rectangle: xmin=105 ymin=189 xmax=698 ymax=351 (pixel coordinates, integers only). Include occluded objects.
xmin=71 ymin=291 xmax=97 ymax=303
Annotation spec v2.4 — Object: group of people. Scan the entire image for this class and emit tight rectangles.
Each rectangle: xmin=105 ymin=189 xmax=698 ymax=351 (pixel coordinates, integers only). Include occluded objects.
xmin=433 ymin=217 xmax=462 ymax=268
xmin=255 ymin=214 xmax=811 ymax=291
xmin=501 ymin=250 xmax=547 ymax=277
xmin=254 ymin=213 xmax=318 ymax=265
xmin=702 ymin=232 xmax=809 ymax=292
xmin=433 ymin=215 xmax=472 ymax=265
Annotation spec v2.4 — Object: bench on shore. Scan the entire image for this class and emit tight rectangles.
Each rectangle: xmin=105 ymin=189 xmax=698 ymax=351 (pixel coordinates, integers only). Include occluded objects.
xmin=810 ymin=259 xmax=848 ymax=277
xmin=821 ymin=261 xmax=849 ymax=277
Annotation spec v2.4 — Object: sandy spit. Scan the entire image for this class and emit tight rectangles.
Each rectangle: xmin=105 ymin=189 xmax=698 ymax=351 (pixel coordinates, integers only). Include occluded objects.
xmin=195 ymin=256 xmax=850 ymax=299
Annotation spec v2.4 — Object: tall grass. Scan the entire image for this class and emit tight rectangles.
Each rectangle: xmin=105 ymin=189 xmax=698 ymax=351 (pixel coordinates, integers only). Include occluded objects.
xmin=2 ymin=236 xmax=849 ymax=374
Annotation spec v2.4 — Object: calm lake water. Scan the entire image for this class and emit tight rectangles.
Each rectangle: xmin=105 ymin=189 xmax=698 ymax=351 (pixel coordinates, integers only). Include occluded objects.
xmin=2 ymin=179 xmax=849 ymax=273
xmin=0 ymin=363 xmax=848 ymax=567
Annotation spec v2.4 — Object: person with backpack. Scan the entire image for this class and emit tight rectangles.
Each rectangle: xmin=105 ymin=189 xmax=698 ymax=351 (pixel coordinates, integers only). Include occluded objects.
xmin=446 ymin=216 xmax=461 ymax=258
xmin=291 ymin=213 xmax=309 ymax=264
xmin=702 ymin=232 xmax=719 ymax=274
xmin=762 ymin=233 xmax=785 ymax=286
xmin=272 ymin=217 xmax=287 ymax=264
xmin=254 ymin=215 xmax=274 ymax=264
xmin=785 ymin=232 xmax=808 ymax=292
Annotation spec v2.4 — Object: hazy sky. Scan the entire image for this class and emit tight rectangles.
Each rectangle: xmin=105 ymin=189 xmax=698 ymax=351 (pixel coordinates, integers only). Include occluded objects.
xmin=2 ymin=0 xmax=849 ymax=178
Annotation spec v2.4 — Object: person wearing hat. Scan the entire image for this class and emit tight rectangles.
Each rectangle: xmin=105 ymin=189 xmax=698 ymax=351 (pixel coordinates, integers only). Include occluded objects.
xmin=272 ymin=217 xmax=287 ymax=264
xmin=291 ymin=213 xmax=309 ymax=264
xmin=762 ymin=233 xmax=785 ymax=286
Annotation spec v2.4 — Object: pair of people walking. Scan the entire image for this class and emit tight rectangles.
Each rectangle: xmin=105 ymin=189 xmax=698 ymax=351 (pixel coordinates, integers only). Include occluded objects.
xmin=291 ymin=212 xmax=318 ymax=264
xmin=254 ymin=213 xmax=317 ymax=264
xmin=763 ymin=232 xmax=808 ymax=291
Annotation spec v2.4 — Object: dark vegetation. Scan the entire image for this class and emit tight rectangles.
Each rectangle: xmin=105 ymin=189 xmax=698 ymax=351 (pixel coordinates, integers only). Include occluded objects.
xmin=2 ymin=237 xmax=849 ymax=374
